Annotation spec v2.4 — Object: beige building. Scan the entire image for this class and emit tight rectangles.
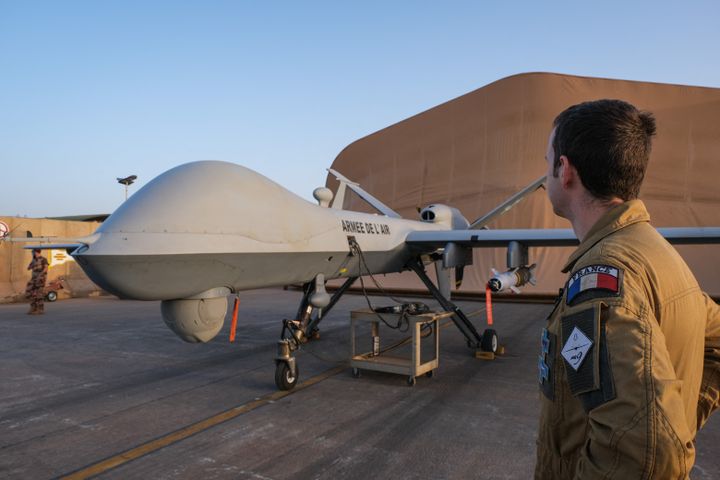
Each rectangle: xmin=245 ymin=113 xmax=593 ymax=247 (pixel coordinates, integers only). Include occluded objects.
xmin=0 ymin=217 xmax=103 ymax=303
xmin=327 ymin=72 xmax=720 ymax=297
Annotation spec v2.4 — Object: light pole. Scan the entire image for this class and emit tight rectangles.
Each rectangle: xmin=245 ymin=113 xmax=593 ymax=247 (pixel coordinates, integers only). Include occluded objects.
xmin=117 ymin=175 xmax=138 ymax=201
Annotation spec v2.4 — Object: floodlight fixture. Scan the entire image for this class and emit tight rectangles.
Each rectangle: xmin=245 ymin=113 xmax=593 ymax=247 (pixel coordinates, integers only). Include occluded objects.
xmin=117 ymin=175 xmax=138 ymax=200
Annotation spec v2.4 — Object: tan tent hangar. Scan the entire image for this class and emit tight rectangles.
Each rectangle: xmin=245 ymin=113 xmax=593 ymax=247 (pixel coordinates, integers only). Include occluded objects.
xmin=326 ymin=72 xmax=720 ymax=297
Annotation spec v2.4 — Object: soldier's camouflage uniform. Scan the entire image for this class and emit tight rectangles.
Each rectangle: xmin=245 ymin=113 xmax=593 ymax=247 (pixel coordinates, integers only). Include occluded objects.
xmin=535 ymin=200 xmax=720 ymax=479
xmin=25 ymin=253 xmax=49 ymax=314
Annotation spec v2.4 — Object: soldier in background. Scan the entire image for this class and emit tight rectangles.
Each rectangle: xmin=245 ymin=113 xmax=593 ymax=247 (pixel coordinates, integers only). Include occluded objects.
xmin=25 ymin=249 xmax=49 ymax=315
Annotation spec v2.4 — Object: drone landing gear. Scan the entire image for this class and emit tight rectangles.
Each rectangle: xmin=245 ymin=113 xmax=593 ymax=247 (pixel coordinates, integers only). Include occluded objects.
xmin=275 ymin=334 xmax=299 ymax=391
xmin=407 ymin=259 xmax=499 ymax=354
xmin=274 ymin=275 xmax=357 ymax=391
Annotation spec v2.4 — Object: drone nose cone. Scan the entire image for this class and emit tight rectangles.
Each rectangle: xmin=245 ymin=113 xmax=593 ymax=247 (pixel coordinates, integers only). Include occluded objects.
xmin=72 ymin=231 xmax=211 ymax=300
xmin=72 ymin=236 xmax=190 ymax=300
xmin=72 ymin=235 xmax=126 ymax=297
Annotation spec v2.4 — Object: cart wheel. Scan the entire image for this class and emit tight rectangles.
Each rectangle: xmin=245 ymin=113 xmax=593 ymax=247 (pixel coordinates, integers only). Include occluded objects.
xmin=425 ymin=370 xmax=434 ymax=378
xmin=407 ymin=377 xmax=416 ymax=387
xmin=352 ymin=367 xmax=361 ymax=378
xmin=481 ymin=329 xmax=499 ymax=353
xmin=275 ymin=362 xmax=298 ymax=391
xmin=46 ymin=291 xmax=58 ymax=302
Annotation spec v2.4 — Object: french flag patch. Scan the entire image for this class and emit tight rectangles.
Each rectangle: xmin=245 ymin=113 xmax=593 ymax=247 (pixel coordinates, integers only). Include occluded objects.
xmin=566 ymin=265 xmax=621 ymax=305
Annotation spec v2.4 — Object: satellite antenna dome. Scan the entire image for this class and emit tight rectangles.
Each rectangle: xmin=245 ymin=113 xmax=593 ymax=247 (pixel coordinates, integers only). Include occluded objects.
xmin=313 ymin=187 xmax=334 ymax=208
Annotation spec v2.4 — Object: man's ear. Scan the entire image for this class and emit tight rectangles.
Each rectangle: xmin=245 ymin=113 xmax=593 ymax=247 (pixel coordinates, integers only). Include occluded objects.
xmin=559 ymin=155 xmax=576 ymax=189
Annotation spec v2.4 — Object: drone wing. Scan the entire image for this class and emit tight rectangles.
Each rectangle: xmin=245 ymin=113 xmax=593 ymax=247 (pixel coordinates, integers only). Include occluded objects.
xmin=21 ymin=243 xmax=87 ymax=253
xmin=406 ymin=228 xmax=578 ymax=248
xmin=15 ymin=234 xmax=98 ymax=254
xmin=406 ymin=227 xmax=720 ymax=249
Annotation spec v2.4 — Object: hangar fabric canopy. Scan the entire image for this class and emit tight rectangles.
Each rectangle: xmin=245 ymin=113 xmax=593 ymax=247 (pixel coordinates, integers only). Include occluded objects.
xmin=326 ymin=72 xmax=720 ymax=297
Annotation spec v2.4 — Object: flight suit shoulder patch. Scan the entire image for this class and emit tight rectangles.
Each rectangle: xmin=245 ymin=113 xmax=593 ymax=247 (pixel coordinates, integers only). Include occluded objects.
xmin=538 ymin=328 xmax=556 ymax=400
xmin=561 ymin=303 xmax=616 ymax=411
xmin=566 ymin=264 xmax=622 ymax=306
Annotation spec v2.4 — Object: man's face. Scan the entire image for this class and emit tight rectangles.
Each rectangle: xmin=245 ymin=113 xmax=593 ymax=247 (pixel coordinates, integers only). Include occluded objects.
xmin=545 ymin=128 xmax=565 ymax=218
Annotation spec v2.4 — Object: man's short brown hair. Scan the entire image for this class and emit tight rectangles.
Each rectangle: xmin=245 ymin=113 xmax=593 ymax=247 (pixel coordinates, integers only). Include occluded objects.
xmin=552 ymin=99 xmax=657 ymax=201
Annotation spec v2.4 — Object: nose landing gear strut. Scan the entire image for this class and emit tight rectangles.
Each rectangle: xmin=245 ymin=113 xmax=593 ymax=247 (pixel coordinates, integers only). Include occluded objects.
xmin=274 ymin=274 xmax=357 ymax=390
xmin=275 ymin=324 xmax=301 ymax=390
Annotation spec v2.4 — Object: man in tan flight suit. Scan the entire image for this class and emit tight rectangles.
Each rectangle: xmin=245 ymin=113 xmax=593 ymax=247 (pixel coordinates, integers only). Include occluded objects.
xmin=536 ymin=99 xmax=720 ymax=479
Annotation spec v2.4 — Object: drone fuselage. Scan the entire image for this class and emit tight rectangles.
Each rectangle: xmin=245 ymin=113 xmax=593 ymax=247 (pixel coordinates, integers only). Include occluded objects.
xmin=74 ymin=161 xmax=444 ymax=301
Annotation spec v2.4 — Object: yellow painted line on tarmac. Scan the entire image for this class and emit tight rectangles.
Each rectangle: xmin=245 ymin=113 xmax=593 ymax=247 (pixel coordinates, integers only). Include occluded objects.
xmin=60 ymin=365 xmax=345 ymax=480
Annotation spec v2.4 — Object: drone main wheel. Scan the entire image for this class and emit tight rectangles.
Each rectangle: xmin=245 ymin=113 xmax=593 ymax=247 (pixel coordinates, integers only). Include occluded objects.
xmin=481 ymin=329 xmax=499 ymax=353
xmin=275 ymin=362 xmax=299 ymax=391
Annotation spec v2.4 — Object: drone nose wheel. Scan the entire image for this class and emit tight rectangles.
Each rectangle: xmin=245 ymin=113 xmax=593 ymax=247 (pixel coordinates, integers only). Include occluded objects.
xmin=275 ymin=334 xmax=300 ymax=391
xmin=275 ymin=361 xmax=299 ymax=391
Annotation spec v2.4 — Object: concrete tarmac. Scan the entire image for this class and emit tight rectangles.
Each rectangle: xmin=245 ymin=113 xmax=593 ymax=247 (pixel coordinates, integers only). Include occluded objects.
xmin=1 ymin=289 xmax=718 ymax=479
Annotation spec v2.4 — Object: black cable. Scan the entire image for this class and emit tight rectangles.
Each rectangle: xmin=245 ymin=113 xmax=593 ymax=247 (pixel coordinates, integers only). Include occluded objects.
xmin=357 ymin=269 xmax=410 ymax=331
xmin=352 ymin=239 xmax=410 ymax=330
xmin=355 ymin=243 xmax=410 ymax=305
xmin=350 ymin=238 xmax=432 ymax=333
xmin=356 ymin=247 xmax=431 ymax=317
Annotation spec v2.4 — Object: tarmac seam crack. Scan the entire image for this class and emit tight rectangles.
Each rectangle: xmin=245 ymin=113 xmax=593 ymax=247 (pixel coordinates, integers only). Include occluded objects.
xmin=56 ymin=365 xmax=346 ymax=480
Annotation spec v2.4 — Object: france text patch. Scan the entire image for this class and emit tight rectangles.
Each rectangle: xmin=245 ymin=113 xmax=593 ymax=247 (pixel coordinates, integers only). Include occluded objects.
xmin=566 ymin=264 xmax=621 ymax=305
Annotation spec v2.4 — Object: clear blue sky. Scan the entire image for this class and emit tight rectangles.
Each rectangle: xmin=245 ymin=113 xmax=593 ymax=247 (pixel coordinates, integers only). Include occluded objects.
xmin=1 ymin=1 xmax=718 ymax=217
